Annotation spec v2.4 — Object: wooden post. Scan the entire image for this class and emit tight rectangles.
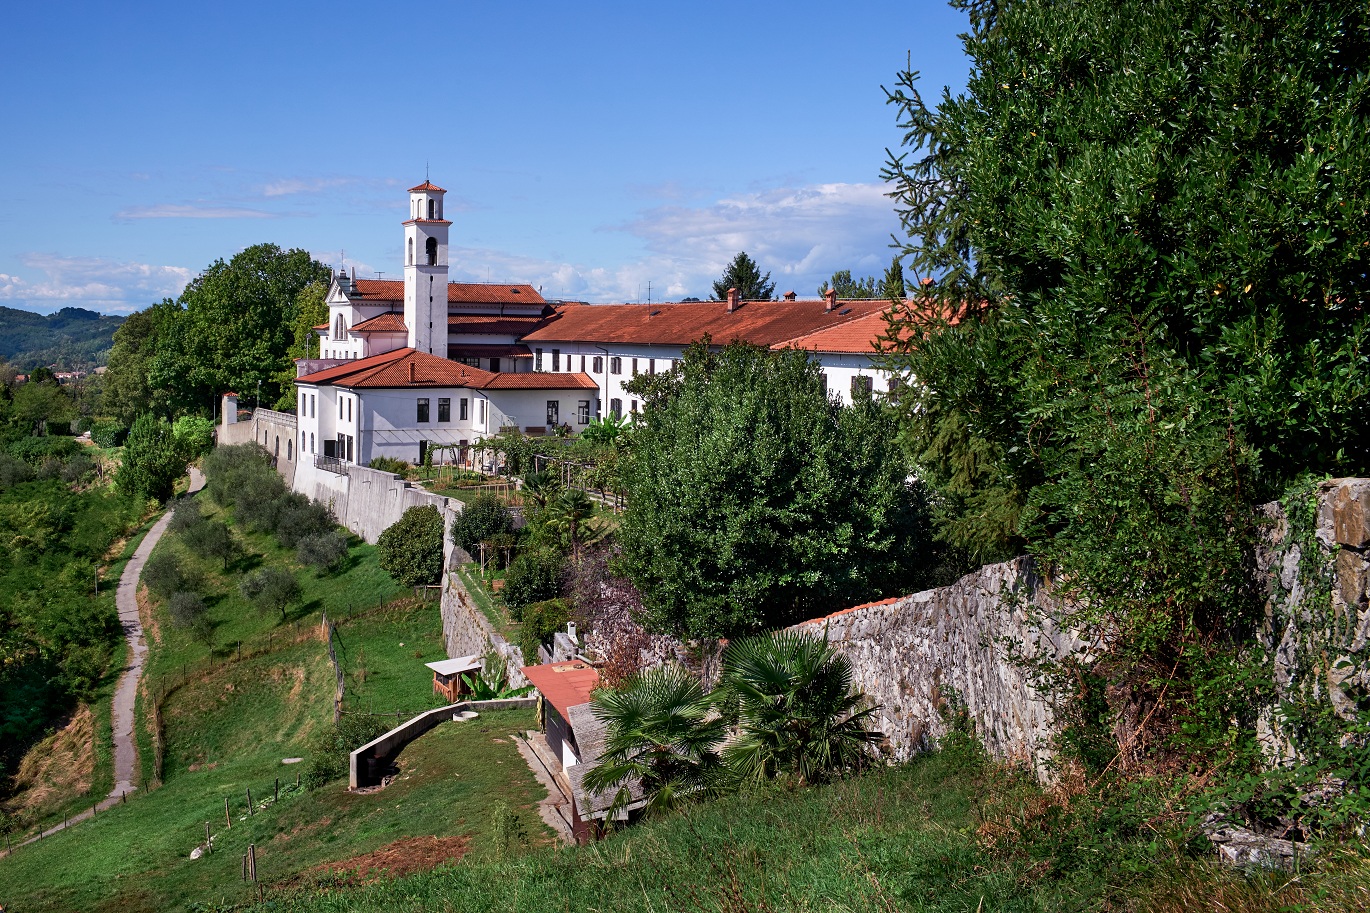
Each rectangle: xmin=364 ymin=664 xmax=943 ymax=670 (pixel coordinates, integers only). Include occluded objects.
xmin=296 ymin=771 xmax=300 ymax=789
xmin=241 ymin=854 xmax=247 ymax=881
xmin=121 ymin=790 xmax=126 ymax=804
xmin=274 ymin=778 xmax=279 ymax=802
xmin=249 ymin=843 xmax=257 ymax=882
xmin=237 ymin=641 xmax=241 ymax=661
xmin=205 ymin=821 xmax=212 ymax=854
xmin=246 ymin=787 xmax=253 ymax=815
xmin=225 ymin=796 xmax=231 ymax=828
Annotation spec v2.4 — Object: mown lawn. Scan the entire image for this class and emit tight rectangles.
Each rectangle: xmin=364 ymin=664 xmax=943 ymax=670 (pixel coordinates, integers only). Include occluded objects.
xmin=331 ymin=599 xmax=450 ymax=717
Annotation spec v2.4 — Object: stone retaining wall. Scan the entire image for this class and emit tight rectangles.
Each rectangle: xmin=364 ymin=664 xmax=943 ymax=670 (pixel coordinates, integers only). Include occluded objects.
xmin=438 ymin=569 xmax=529 ymax=689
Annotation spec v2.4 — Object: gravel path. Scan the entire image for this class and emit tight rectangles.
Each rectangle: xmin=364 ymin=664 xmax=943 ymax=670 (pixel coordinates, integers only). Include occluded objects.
xmin=6 ymin=467 xmax=206 ymax=852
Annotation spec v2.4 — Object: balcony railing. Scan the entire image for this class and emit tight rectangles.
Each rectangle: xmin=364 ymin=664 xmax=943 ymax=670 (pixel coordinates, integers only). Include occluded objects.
xmin=315 ymin=454 xmax=348 ymax=475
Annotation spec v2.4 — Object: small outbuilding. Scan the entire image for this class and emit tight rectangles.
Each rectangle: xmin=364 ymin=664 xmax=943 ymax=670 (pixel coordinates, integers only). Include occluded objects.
xmin=425 ymin=655 xmax=483 ymax=702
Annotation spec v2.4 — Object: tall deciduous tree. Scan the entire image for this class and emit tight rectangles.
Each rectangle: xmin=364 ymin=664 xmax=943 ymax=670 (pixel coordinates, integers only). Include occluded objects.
xmin=149 ymin=244 xmax=329 ymax=413
xmin=816 ymin=270 xmax=877 ymax=299
xmin=710 ymin=252 xmax=775 ymax=302
xmin=618 ymin=343 xmax=935 ymax=639
xmin=101 ymin=299 xmax=179 ymax=425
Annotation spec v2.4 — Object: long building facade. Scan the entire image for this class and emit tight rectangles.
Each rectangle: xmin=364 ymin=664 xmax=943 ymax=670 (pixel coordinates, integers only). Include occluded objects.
xmin=289 ymin=178 xmax=902 ymax=483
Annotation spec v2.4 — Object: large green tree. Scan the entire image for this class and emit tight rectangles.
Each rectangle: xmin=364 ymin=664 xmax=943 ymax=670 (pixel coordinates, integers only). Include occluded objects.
xmin=117 ymin=414 xmax=185 ymax=502
xmin=101 ymin=299 xmax=179 ymax=425
xmin=816 ymin=270 xmax=877 ymax=299
xmin=879 ymin=0 xmax=1370 ymax=761
xmin=710 ymin=252 xmax=775 ymax=301
xmin=149 ymin=244 xmax=329 ymax=413
xmin=618 ymin=343 xmax=934 ymax=639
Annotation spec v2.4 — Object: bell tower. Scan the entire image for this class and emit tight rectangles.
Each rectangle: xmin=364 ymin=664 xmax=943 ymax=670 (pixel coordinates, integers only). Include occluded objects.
xmin=403 ymin=180 xmax=450 ymax=355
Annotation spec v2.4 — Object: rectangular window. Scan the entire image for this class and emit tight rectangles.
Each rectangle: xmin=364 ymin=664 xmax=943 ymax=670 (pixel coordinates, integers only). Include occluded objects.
xmin=310 ymin=432 xmax=315 ymax=454
xmin=820 ymin=372 xmax=830 ymax=398
xmin=310 ymin=394 xmax=315 ymax=418
xmin=850 ymin=375 xmax=874 ymax=398
xmin=610 ymin=356 xmax=622 ymax=375
xmin=551 ymin=349 xmax=561 ymax=371
xmin=593 ymin=355 xmax=604 ymax=373
xmin=610 ymin=398 xmax=622 ymax=418
xmin=535 ymin=348 xmax=544 ymax=371
xmin=546 ymin=400 xmax=560 ymax=426
xmin=460 ymin=397 xmax=469 ymax=421
xmin=489 ymin=357 xmax=500 ymax=373
xmin=648 ymin=358 xmax=656 ymax=375
xmin=580 ymin=355 xmax=586 ymax=372
xmin=459 ymin=356 xmax=480 ymax=368
xmin=577 ymin=400 xmax=590 ymax=424
xmin=346 ymin=435 xmax=354 ymax=463
xmin=417 ymin=397 xmax=430 ymax=423
xmin=478 ymin=400 xmax=487 ymax=425
xmin=338 ymin=397 xmax=343 ymax=419
xmin=438 ymin=397 xmax=450 ymax=422
xmin=632 ymin=357 xmax=639 ymax=375
xmin=631 ymin=400 xmax=639 ymax=414
xmin=346 ymin=398 xmax=352 ymax=421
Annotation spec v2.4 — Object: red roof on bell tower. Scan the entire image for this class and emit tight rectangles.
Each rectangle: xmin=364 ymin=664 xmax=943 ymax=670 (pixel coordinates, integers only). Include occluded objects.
xmin=408 ymin=180 xmax=445 ymax=193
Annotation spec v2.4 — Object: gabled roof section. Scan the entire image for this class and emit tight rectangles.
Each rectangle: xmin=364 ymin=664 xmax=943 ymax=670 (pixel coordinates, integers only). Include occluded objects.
xmin=346 ymin=279 xmax=547 ymax=306
xmin=349 ymin=312 xmax=408 ymax=334
xmin=296 ymin=348 xmax=495 ymax=389
xmin=447 ymin=343 xmax=533 ymax=359
xmin=772 ymin=310 xmax=891 ymax=355
xmin=481 ymin=372 xmax=598 ymax=390
xmin=521 ymin=299 xmax=890 ymax=347
xmin=449 ymin=315 xmax=549 ymax=334
xmin=521 ymin=661 xmax=600 ymax=720
xmin=408 ymin=180 xmax=446 ymax=193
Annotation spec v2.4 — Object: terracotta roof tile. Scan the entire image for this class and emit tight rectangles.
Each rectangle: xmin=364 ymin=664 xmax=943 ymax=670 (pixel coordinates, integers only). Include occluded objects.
xmin=349 ymin=312 xmax=408 ymax=333
xmin=521 ymin=299 xmax=890 ymax=347
xmin=349 ymin=279 xmax=546 ymax=306
xmin=407 ymin=180 xmax=446 ymax=193
xmin=772 ymin=310 xmax=891 ymax=354
xmin=447 ymin=343 xmax=533 ymax=359
xmin=296 ymin=348 xmax=494 ymax=389
xmin=520 ymin=661 xmax=600 ymax=720
xmin=481 ymin=372 xmax=598 ymax=390
xmin=449 ymin=315 xmax=549 ymax=334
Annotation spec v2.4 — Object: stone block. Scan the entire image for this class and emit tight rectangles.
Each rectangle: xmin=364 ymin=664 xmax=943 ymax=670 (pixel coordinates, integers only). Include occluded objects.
xmin=1336 ymin=549 xmax=1369 ymax=610
xmin=1330 ymin=478 xmax=1370 ymax=548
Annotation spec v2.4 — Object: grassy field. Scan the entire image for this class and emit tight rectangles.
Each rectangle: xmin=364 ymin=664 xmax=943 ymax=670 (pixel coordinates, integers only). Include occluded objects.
xmin=331 ymin=599 xmax=451 ymax=716
xmin=260 ymin=744 xmax=1370 ymax=913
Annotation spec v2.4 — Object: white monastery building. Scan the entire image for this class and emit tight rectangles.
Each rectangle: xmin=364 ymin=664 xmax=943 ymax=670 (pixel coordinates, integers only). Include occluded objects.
xmin=286 ymin=178 xmax=900 ymax=477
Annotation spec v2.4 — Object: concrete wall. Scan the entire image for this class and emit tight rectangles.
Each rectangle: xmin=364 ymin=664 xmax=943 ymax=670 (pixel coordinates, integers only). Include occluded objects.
xmin=349 ymin=697 xmax=537 ymax=788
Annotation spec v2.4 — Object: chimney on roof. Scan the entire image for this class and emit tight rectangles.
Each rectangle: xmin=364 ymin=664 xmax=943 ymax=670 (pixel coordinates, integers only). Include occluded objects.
xmin=726 ymin=287 xmax=739 ymax=313
xmin=783 ymin=290 xmax=797 ymax=301
xmin=824 ymin=288 xmax=837 ymax=312
xmin=409 ymin=361 xmax=416 ymax=384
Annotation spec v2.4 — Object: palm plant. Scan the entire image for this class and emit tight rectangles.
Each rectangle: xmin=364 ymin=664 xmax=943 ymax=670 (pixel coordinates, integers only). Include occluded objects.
xmin=544 ymin=488 xmax=596 ymax=555
xmin=718 ymin=631 xmax=880 ymax=787
xmin=521 ymin=469 xmax=562 ymax=511
xmin=582 ymin=665 xmax=727 ymax=818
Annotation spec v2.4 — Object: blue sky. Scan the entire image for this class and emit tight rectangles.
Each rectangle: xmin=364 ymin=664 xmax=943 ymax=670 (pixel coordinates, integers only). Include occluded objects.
xmin=0 ymin=1 xmax=972 ymax=314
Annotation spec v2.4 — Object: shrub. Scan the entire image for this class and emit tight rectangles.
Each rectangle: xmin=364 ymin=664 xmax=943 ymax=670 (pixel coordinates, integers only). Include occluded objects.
xmin=302 ymin=715 xmax=390 ymax=789
xmin=367 ymin=456 xmax=410 ymax=475
xmin=142 ymin=550 xmax=198 ymax=599
xmin=168 ymin=496 xmax=205 ymax=534
xmin=171 ymin=415 xmax=215 ymax=460
xmin=517 ymin=598 xmax=572 ymax=663
xmin=181 ymin=518 xmax=239 ymax=569
xmin=297 ymin=530 xmax=349 ymax=573
xmin=239 ymin=566 xmax=302 ymax=621
xmin=450 ymin=493 xmax=514 ymax=553
xmin=202 ymin=443 xmax=274 ymax=508
xmin=8 ymin=435 xmax=80 ymax=466
xmin=166 ymin=591 xmax=207 ymax=629
xmin=503 ymin=548 xmax=564 ymax=613
xmin=0 ymin=454 xmax=33 ymax=492
xmin=274 ymin=498 xmax=333 ymax=549
xmin=118 ymin=414 xmax=186 ymax=503
xmin=233 ymin=475 xmax=293 ymax=532
xmin=377 ymin=505 xmax=445 ymax=587
xmin=89 ymin=419 xmax=126 ymax=448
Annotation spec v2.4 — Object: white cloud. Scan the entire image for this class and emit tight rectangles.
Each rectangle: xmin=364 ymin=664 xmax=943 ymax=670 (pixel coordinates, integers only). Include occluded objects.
xmin=113 ymin=203 xmax=281 ymax=221
xmin=261 ymin=177 xmax=360 ymax=198
xmin=0 ymin=253 xmax=192 ymax=314
xmin=437 ymin=182 xmax=902 ymax=302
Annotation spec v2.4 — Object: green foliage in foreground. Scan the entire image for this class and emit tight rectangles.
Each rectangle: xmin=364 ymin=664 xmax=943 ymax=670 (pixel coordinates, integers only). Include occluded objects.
xmin=118 ymin=413 xmax=186 ymax=502
xmin=377 ymin=504 xmax=445 ymax=587
xmin=619 ymin=342 xmax=937 ymax=638
xmin=266 ymin=742 xmax=1370 ymax=913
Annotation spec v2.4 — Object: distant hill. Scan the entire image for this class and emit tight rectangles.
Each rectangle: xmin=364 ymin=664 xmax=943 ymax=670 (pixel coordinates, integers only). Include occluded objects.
xmin=0 ymin=305 xmax=126 ymax=370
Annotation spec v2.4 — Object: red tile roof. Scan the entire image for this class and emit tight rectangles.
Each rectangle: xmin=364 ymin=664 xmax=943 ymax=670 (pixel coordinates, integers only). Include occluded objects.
xmin=482 ymin=372 xmax=598 ymax=390
xmin=296 ymin=348 xmax=495 ymax=389
xmin=449 ymin=315 xmax=549 ymax=334
xmin=772 ymin=310 xmax=890 ymax=354
xmin=349 ymin=312 xmax=408 ymax=333
xmin=521 ymin=661 xmax=600 ymax=719
xmin=296 ymin=349 xmax=597 ymax=392
xmin=348 ymin=279 xmax=546 ymax=306
xmin=408 ymin=180 xmax=446 ymax=193
xmin=521 ymin=299 xmax=890 ymax=347
xmin=312 ymin=323 xmax=328 ymax=331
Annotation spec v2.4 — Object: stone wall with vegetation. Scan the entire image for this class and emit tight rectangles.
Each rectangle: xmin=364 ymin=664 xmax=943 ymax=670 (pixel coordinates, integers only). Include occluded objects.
xmin=438 ymin=570 xmax=530 ymax=689
xmin=791 ymin=479 xmax=1370 ymax=775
